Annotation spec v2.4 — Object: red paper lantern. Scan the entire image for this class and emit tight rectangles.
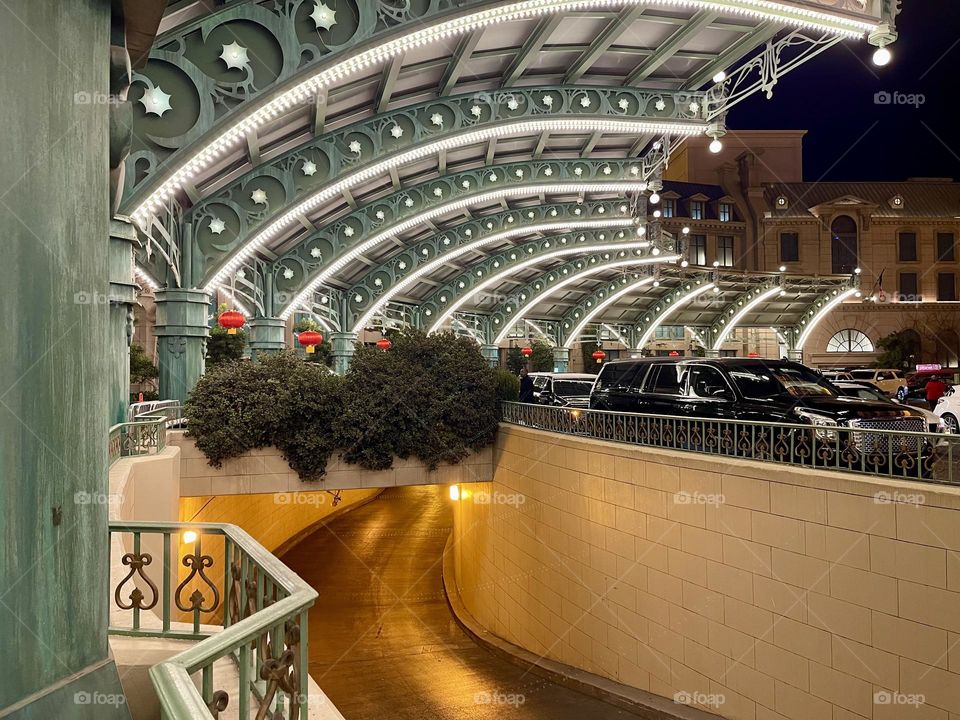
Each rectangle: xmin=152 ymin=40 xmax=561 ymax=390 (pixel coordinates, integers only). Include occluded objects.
xmin=668 ymin=350 xmax=680 ymax=357
xmin=218 ymin=310 xmax=245 ymax=335
xmin=520 ymin=346 xmax=533 ymax=358
xmin=376 ymin=338 xmax=392 ymax=351
xmin=748 ymin=351 xmax=761 ymax=358
xmin=298 ymin=330 xmax=323 ymax=354
xmin=592 ymin=350 xmax=606 ymax=364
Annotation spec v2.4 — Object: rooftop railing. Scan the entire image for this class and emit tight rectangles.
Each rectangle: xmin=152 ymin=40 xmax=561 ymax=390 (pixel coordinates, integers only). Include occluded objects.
xmin=502 ymin=402 xmax=959 ymax=485
xmin=109 ymin=401 xmax=183 ymax=466
xmin=109 ymin=521 xmax=317 ymax=719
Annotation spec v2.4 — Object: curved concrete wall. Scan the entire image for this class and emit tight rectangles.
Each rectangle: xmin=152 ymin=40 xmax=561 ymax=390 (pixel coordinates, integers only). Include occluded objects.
xmin=450 ymin=424 xmax=960 ymax=720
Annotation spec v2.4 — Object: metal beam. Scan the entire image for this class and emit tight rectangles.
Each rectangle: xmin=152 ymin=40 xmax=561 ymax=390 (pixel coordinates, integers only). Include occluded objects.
xmin=533 ymin=131 xmax=550 ymax=159
xmin=580 ymin=131 xmax=602 ymax=158
xmin=440 ymin=30 xmax=482 ymax=96
xmin=245 ymin=130 xmax=260 ymax=165
xmin=377 ymin=55 xmax=404 ymax=113
xmin=501 ymin=16 xmax=563 ymax=87
xmin=685 ymin=24 xmax=783 ymax=89
xmin=564 ymin=6 xmax=647 ymax=84
xmin=625 ymin=11 xmax=718 ymax=85
xmin=312 ymin=91 xmax=328 ymax=136
xmin=485 ymin=137 xmax=497 ymax=164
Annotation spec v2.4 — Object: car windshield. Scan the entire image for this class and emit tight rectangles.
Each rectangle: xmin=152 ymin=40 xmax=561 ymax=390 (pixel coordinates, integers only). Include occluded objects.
xmin=850 ymin=370 xmax=876 ymax=379
xmin=729 ymin=364 xmax=836 ymax=399
xmin=845 ymin=387 xmax=885 ymax=401
xmin=553 ymin=380 xmax=593 ymax=396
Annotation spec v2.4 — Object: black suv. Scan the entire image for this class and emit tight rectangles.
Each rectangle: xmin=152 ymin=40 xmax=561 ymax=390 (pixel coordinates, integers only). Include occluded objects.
xmin=590 ymin=358 xmax=930 ymax=467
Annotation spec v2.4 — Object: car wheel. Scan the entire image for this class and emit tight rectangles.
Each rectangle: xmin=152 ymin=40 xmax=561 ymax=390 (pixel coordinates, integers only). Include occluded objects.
xmin=943 ymin=414 xmax=959 ymax=433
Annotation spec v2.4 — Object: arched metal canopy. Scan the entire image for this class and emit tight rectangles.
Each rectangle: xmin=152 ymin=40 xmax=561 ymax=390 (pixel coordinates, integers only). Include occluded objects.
xmin=128 ymin=0 xmax=898 ymax=359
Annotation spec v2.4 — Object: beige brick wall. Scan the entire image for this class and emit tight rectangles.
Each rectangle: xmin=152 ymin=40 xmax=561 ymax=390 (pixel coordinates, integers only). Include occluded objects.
xmin=451 ymin=424 xmax=960 ymax=719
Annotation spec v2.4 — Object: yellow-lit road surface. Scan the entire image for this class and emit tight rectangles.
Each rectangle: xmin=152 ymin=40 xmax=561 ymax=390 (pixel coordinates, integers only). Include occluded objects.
xmin=282 ymin=485 xmax=640 ymax=719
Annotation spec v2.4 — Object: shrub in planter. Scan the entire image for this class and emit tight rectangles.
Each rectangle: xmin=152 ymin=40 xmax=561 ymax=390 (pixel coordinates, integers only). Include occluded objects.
xmin=336 ymin=329 xmax=499 ymax=471
xmin=493 ymin=368 xmax=520 ymax=404
xmin=207 ymin=326 xmax=247 ymax=366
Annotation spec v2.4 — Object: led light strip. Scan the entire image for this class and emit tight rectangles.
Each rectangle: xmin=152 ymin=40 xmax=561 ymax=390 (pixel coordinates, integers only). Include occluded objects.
xmin=564 ymin=276 xmax=657 ymax=349
xmin=492 ymin=258 xmax=659 ymax=344
xmin=275 ymin=180 xmax=652 ymax=318
xmin=428 ymin=245 xmax=667 ymax=334
xmin=636 ymin=282 xmax=716 ymax=348
xmin=353 ymin=220 xmax=634 ymax=332
xmin=712 ymin=285 xmax=782 ymax=350
xmin=795 ymin=287 xmax=858 ymax=350
xmin=205 ymin=123 xmax=694 ymax=292
xmin=130 ymin=0 xmax=875 ymax=228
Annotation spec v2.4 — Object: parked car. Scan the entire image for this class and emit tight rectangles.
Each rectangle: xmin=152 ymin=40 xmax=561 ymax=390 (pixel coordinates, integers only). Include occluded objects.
xmin=896 ymin=371 xmax=956 ymax=403
xmin=833 ymin=381 xmax=944 ymax=433
xmin=821 ymin=370 xmax=854 ymax=382
xmin=590 ymin=358 xmax=930 ymax=470
xmin=934 ymin=387 xmax=960 ymax=432
xmin=529 ymin=372 xmax=596 ymax=408
xmin=846 ymin=368 xmax=905 ymax=395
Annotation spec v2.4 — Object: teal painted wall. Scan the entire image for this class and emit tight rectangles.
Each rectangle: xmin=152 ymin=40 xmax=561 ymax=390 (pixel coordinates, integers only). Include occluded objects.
xmin=0 ymin=0 xmax=120 ymax=714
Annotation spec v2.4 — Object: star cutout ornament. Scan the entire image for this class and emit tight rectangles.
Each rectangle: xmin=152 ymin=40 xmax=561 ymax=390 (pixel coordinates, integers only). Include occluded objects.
xmin=618 ymin=98 xmax=630 ymax=111
xmin=310 ymin=2 xmax=337 ymax=30
xmin=542 ymin=95 xmax=554 ymax=108
xmin=579 ymin=96 xmax=591 ymax=108
xmin=140 ymin=86 xmax=172 ymax=116
xmin=310 ymin=247 xmax=323 ymax=258
xmin=302 ymin=160 xmax=317 ymax=176
xmin=283 ymin=267 xmax=295 ymax=279
xmin=507 ymin=98 xmax=519 ymax=111
xmin=430 ymin=113 xmax=444 ymax=127
xmin=470 ymin=105 xmax=481 ymax=118
xmin=390 ymin=124 xmax=403 ymax=139
xmin=220 ymin=42 xmax=249 ymax=70
xmin=209 ymin=217 xmax=226 ymax=234
xmin=348 ymin=140 xmax=362 ymax=155
xmin=655 ymin=99 xmax=666 ymax=111
xmin=251 ymin=188 xmax=268 ymax=205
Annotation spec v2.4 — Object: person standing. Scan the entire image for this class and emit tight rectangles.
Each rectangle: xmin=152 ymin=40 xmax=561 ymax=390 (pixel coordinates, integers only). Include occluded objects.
xmin=518 ymin=367 xmax=535 ymax=403
xmin=925 ymin=376 xmax=948 ymax=409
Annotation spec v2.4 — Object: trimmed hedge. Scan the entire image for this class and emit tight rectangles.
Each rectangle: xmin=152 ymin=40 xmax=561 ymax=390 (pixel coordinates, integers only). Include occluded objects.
xmin=185 ymin=330 xmax=502 ymax=480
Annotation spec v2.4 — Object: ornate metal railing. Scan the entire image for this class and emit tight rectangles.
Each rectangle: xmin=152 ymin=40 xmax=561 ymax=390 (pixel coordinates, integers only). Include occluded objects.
xmin=109 ymin=402 xmax=183 ymax=466
xmin=109 ymin=521 xmax=317 ymax=719
xmin=502 ymin=403 xmax=960 ymax=484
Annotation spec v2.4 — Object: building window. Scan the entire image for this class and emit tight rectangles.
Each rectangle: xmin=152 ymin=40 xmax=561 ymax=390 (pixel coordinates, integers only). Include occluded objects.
xmin=938 ymin=272 xmax=957 ymax=301
xmin=826 ymin=329 xmax=874 ymax=353
xmin=717 ymin=236 xmax=735 ymax=267
xmin=899 ymin=272 xmax=920 ymax=302
xmin=690 ymin=201 xmax=704 ymax=220
xmin=898 ymin=232 xmax=918 ymax=262
xmin=780 ymin=232 xmax=799 ymax=263
xmin=655 ymin=326 xmax=684 ymax=340
xmin=937 ymin=232 xmax=956 ymax=262
xmin=830 ymin=215 xmax=858 ymax=274
xmin=690 ymin=234 xmax=707 ymax=265
xmin=661 ymin=199 xmax=675 ymax=218
xmin=719 ymin=203 xmax=733 ymax=222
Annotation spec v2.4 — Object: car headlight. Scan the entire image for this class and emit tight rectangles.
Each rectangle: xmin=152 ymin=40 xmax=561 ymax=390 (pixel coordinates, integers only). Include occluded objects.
xmin=796 ymin=410 xmax=839 ymax=441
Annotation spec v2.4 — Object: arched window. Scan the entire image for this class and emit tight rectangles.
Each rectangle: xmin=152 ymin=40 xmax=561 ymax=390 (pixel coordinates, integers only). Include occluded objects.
xmin=831 ymin=215 xmax=859 ymax=274
xmin=827 ymin=329 xmax=874 ymax=353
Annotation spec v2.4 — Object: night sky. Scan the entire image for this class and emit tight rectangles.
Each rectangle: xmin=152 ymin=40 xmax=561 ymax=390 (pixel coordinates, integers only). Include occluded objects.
xmin=728 ymin=2 xmax=960 ymax=183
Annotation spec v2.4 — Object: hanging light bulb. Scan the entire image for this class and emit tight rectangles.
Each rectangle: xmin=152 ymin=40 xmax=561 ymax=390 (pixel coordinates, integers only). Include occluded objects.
xmin=872 ymin=46 xmax=892 ymax=66
xmin=709 ymin=138 xmax=723 ymax=154
xmin=712 ymin=70 xmax=727 ymax=84
xmin=649 ymin=192 xmax=660 ymax=204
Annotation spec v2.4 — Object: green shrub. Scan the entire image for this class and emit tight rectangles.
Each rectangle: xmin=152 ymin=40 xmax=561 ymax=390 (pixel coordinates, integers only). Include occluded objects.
xmin=336 ymin=329 xmax=499 ymax=471
xmin=493 ymin=368 xmax=520 ymax=404
xmin=207 ymin=326 xmax=247 ymax=366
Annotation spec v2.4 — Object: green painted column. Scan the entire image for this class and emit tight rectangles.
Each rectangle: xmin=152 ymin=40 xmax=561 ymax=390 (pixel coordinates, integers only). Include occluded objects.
xmin=552 ymin=347 xmax=570 ymax=372
xmin=109 ymin=217 xmax=138 ymax=423
xmin=154 ymin=289 xmax=209 ymax=403
xmin=0 ymin=0 xmax=129 ymax=716
xmin=330 ymin=332 xmax=358 ymax=374
xmin=249 ymin=317 xmax=287 ymax=357
xmin=480 ymin=344 xmax=500 ymax=368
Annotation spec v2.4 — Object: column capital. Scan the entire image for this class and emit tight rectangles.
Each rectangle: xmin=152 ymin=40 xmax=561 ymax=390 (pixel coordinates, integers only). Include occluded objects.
xmin=249 ymin=316 xmax=287 ymax=356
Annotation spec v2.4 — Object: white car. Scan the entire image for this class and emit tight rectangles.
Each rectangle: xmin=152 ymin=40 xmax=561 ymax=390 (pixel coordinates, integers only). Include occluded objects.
xmin=934 ymin=387 xmax=960 ymax=432
xmin=847 ymin=368 xmax=905 ymax=395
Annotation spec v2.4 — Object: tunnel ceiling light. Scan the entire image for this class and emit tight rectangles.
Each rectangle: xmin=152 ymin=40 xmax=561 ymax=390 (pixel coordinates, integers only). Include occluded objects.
xmin=491 ymin=257 xmax=671 ymax=344
xmin=426 ymin=243 xmax=666 ymax=335
xmin=712 ymin=285 xmax=782 ymax=350
xmin=353 ymin=221 xmax=635 ymax=332
xmin=128 ymin=0 xmax=876 ymax=227
xmin=275 ymin=181 xmax=652 ymax=318
xmin=636 ymin=282 xmax=716 ymax=348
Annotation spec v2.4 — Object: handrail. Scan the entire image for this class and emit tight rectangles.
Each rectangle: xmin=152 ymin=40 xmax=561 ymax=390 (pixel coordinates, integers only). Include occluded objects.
xmin=109 ymin=402 xmax=183 ymax=466
xmin=109 ymin=520 xmax=318 ymax=719
xmin=501 ymin=402 xmax=959 ymax=484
